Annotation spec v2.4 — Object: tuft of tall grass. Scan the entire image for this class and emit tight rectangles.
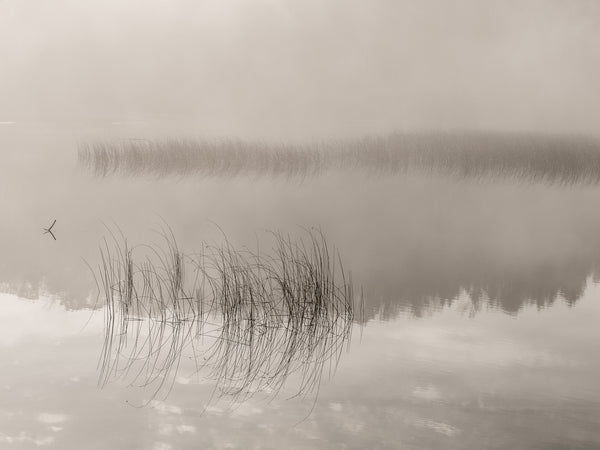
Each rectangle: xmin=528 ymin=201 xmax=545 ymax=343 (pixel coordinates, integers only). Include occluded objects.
xmin=78 ymin=132 xmax=600 ymax=185
xmin=90 ymin=225 xmax=363 ymax=406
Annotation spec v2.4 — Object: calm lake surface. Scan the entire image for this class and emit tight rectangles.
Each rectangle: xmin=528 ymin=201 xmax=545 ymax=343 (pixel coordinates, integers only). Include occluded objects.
xmin=1 ymin=124 xmax=600 ymax=449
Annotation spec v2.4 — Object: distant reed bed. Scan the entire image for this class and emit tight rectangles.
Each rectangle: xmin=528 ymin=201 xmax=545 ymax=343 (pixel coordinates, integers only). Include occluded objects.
xmin=78 ymin=132 xmax=600 ymax=184
xmin=90 ymin=226 xmax=362 ymax=404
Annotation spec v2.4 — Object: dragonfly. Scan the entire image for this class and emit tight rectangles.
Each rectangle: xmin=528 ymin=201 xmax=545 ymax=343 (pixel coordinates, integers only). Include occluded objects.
xmin=43 ymin=219 xmax=57 ymax=240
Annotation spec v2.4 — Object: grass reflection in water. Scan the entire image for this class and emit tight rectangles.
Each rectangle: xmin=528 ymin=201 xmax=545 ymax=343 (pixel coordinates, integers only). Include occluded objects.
xmin=89 ymin=225 xmax=362 ymax=407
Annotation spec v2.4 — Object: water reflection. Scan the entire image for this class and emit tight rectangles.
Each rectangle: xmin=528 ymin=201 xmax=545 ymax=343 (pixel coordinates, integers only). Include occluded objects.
xmin=94 ymin=228 xmax=359 ymax=405
xmin=4 ymin=129 xmax=600 ymax=321
xmin=368 ymin=256 xmax=595 ymax=319
xmin=3 ymin=127 xmax=600 ymax=448
xmin=79 ymin=132 xmax=600 ymax=185
xmin=2 ymin=285 xmax=599 ymax=449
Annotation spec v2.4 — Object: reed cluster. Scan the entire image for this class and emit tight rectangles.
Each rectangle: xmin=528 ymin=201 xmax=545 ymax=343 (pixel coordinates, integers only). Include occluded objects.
xmin=78 ymin=132 xmax=600 ymax=184
xmin=91 ymin=227 xmax=362 ymax=404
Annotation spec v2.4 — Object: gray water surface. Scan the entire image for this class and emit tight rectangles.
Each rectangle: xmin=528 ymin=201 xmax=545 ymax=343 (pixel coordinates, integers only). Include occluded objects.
xmin=1 ymin=126 xmax=599 ymax=449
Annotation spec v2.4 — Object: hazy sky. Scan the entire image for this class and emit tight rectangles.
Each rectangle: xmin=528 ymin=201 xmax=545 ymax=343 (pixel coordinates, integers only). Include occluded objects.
xmin=1 ymin=0 xmax=600 ymax=137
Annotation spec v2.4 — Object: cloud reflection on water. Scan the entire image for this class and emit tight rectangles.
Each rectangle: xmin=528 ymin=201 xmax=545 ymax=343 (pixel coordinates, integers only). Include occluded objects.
xmin=1 ymin=283 xmax=599 ymax=448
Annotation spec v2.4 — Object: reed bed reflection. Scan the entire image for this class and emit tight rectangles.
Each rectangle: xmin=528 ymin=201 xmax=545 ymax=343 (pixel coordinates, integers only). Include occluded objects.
xmin=79 ymin=132 xmax=600 ymax=184
xmin=90 ymin=226 xmax=362 ymax=405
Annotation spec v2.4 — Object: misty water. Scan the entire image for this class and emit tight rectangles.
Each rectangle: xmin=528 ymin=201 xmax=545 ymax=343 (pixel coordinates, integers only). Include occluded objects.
xmin=2 ymin=124 xmax=600 ymax=449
